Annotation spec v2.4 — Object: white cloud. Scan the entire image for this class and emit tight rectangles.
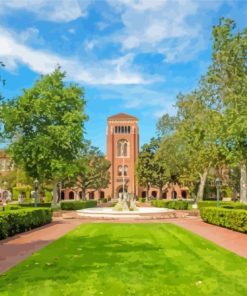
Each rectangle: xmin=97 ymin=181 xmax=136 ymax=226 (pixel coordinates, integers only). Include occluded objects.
xmin=0 ymin=26 xmax=151 ymax=85
xmin=0 ymin=0 xmax=91 ymax=23
xmin=106 ymin=0 xmax=223 ymax=63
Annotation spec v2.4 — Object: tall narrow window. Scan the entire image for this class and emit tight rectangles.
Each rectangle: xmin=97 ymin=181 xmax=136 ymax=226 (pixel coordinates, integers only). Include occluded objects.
xmin=124 ymin=165 xmax=128 ymax=176
xmin=117 ymin=139 xmax=129 ymax=157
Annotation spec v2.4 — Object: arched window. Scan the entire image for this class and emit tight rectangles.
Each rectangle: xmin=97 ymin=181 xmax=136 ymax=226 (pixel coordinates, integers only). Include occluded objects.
xmin=181 ymin=191 xmax=187 ymax=199
xmin=124 ymin=165 xmax=128 ymax=176
xmin=118 ymin=165 xmax=123 ymax=176
xmin=172 ymin=191 xmax=177 ymax=199
xmin=151 ymin=191 xmax=157 ymax=198
xmin=117 ymin=139 xmax=129 ymax=157
xmin=69 ymin=191 xmax=74 ymax=200
xmin=118 ymin=165 xmax=128 ymax=176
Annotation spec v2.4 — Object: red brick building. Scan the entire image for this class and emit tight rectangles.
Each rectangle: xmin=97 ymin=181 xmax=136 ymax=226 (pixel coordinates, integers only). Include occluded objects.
xmin=61 ymin=113 xmax=189 ymax=200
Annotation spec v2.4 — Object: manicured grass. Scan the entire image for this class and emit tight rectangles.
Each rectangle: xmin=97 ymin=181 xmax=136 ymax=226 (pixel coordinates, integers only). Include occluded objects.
xmin=0 ymin=224 xmax=246 ymax=296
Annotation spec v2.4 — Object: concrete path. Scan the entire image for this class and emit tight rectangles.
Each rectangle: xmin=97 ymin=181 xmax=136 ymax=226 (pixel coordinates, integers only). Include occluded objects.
xmin=0 ymin=215 xmax=246 ymax=274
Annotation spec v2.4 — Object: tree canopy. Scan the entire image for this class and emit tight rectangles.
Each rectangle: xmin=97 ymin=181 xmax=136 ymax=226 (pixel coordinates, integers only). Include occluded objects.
xmin=1 ymin=67 xmax=88 ymax=201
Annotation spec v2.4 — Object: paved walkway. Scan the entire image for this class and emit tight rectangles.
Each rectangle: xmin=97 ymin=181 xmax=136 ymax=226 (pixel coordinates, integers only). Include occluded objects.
xmin=0 ymin=215 xmax=246 ymax=274
xmin=0 ymin=218 xmax=81 ymax=274
xmin=172 ymin=217 xmax=247 ymax=259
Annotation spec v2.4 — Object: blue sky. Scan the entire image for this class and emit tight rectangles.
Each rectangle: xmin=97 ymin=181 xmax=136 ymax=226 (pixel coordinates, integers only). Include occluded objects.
xmin=0 ymin=0 xmax=246 ymax=153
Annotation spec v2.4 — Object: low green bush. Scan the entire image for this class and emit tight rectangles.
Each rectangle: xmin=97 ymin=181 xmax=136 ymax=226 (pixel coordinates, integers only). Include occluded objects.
xmin=138 ymin=197 xmax=146 ymax=203
xmin=151 ymin=200 xmax=189 ymax=210
xmin=0 ymin=208 xmax=52 ymax=239
xmin=19 ymin=202 xmax=52 ymax=208
xmin=198 ymin=201 xmax=247 ymax=210
xmin=200 ymin=207 xmax=247 ymax=233
xmin=60 ymin=200 xmax=97 ymax=210
xmin=2 ymin=205 xmax=21 ymax=211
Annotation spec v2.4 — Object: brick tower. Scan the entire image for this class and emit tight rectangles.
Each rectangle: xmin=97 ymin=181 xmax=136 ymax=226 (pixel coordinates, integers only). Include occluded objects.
xmin=106 ymin=113 xmax=139 ymax=199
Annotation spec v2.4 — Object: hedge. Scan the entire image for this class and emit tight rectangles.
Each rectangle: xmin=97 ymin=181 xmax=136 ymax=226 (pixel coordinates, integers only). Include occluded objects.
xmin=0 ymin=208 xmax=52 ymax=240
xmin=200 ymin=207 xmax=247 ymax=233
xmin=198 ymin=201 xmax=247 ymax=210
xmin=19 ymin=202 xmax=52 ymax=208
xmin=151 ymin=200 xmax=189 ymax=210
xmin=60 ymin=200 xmax=97 ymax=210
xmin=2 ymin=205 xmax=21 ymax=211
xmin=12 ymin=186 xmax=32 ymax=200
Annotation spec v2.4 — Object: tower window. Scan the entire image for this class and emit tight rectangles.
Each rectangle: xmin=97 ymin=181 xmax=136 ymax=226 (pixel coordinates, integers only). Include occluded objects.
xmin=118 ymin=165 xmax=128 ymax=176
xmin=117 ymin=139 xmax=129 ymax=157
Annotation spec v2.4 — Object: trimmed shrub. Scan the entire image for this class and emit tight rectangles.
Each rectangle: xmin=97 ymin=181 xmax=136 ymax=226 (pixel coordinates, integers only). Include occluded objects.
xmin=138 ymin=197 xmax=146 ymax=203
xmin=0 ymin=208 xmax=52 ymax=239
xmin=151 ymin=200 xmax=189 ymax=210
xmin=3 ymin=205 xmax=21 ymax=211
xmin=60 ymin=200 xmax=97 ymax=210
xmin=19 ymin=202 xmax=52 ymax=208
xmin=198 ymin=201 xmax=247 ymax=210
xmin=12 ymin=186 xmax=32 ymax=200
xmin=200 ymin=207 xmax=247 ymax=233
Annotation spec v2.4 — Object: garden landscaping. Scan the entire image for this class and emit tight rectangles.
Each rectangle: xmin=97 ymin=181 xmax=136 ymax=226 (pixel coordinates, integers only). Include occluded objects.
xmin=0 ymin=223 xmax=246 ymax=296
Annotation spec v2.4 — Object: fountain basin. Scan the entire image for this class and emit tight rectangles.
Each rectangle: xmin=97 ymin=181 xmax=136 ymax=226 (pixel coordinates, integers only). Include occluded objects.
xmin=77 ymin=207 xmax=175 ymax=219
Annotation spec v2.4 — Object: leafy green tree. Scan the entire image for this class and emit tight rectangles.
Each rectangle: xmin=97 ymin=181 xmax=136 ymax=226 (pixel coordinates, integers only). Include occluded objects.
xmin=136 ymin=139 xmax=157 ymax=200
xmin=0 ymin=61 xmax=6 ymax=141
xmin=1 ymin=67 xmax=87 ymax=203
xmin=1 ymin=167 xmax=32 ymax=188
xmin=208 ymin=18 xmax=247 ymax=203
xmin=175 ymin=90 xmax=224 ymax=201
xmin=75 ymin=144 xmax=111 ymax=198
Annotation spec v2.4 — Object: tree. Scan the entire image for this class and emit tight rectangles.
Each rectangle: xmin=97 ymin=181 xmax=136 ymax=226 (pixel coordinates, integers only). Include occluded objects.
xmin=208 ymin=18 xmax=247 ymax=203
xmin=0 ymin=61 xmax=6 ymax=141
xmin=75 ymin=144 xmax=111 ymax=198
xmin=1 ymin=167 xmax=32 ymax=189
xmin=175 ymin=90 xmax=224 ymax=201
xmin=136 ymin=139 xmax=157 ymax=200
xmin=1 ymin=67 xmax=87 ymax=203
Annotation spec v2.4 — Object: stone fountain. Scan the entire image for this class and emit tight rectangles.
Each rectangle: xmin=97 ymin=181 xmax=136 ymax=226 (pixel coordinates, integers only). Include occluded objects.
xmin=114 ymin=192 xmax=138 ymax=211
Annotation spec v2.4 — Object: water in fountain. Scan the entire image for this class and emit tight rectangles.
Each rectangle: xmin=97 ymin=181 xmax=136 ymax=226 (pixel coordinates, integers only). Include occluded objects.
xmin=114 ymin=192 xmax=138 ymax=211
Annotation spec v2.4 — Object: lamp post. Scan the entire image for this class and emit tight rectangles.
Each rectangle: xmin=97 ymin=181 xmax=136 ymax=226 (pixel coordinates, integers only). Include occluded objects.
xmin=33 ymin=179 xmax=39 ymax=207
xmin=215 ymin=177 xmax=222 ymax=207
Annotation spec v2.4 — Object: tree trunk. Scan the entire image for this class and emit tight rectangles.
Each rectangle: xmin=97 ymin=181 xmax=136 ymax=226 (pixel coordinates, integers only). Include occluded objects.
xmin=240 ymin=161 xmax=247 ymax=203
xmin=146 ymin=185 xmax=149 ymax=202
xmin=196 ymin=169 xmax=208 ymax=202
xmin=81 ymin=188 xmax=86 ymax=200
xmin=52 ymin=182 xmax=58 ymax=205
xmin=159 ymin=187 xmax=163 ymax=199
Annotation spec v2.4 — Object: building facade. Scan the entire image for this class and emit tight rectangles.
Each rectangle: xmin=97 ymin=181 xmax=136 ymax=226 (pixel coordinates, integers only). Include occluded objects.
xmin=61 ymin=113 xmax=189 ymax=200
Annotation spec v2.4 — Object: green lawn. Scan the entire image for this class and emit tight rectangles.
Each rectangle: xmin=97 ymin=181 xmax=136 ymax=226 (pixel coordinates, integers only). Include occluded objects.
xmin=0 ymin=224 xmax=247 ymax=296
